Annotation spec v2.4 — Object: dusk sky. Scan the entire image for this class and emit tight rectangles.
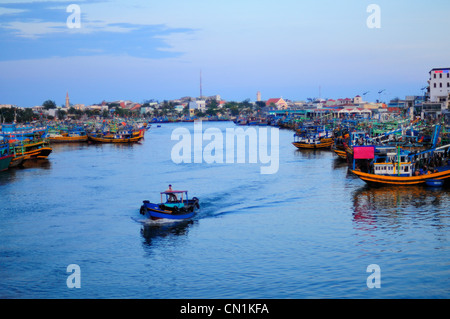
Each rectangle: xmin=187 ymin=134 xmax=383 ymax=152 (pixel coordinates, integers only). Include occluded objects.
xmin=0 ymin=0 xmax=449 ymax=107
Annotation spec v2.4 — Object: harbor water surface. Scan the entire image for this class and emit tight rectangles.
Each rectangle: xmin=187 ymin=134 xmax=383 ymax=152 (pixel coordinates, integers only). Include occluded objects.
xmin=0 ymin=121 xmax=449 ymax=298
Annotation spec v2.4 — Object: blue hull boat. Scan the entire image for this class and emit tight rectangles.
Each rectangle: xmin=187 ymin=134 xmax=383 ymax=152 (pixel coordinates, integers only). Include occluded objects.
xmin=140 ymin=189 xmax=199 ymax=221
xmin=425 ymin=179 xmax=444 ymax=187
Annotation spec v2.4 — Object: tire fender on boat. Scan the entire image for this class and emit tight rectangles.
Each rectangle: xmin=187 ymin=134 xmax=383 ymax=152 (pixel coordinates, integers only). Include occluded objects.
xmin=192 ymin=197 xmax=200 ymax=209
xmin=139 ymin=206 xmax=146 ymax=215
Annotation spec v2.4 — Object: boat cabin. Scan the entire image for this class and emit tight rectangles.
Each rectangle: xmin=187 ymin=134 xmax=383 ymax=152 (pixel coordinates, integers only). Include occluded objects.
xmin=373 ymin=152 xmax=413 ymax=177
xmin=161 ymin=190 xmax=189 ymax=209
xmin=353 ymin=146 xmax=414 ymax=177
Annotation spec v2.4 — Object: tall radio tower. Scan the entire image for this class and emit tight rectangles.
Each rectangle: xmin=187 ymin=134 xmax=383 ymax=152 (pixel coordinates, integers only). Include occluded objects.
xmin=200 ymin=69 xmax=203 ymax=99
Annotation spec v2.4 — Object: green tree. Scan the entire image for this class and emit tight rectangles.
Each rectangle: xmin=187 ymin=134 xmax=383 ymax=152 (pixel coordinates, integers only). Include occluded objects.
xmin=56 ymin=109 xmax=66 ymax=120
xmin=102 ymin=109 xmax=109 ymax=118
xmin=229 ymin=106 xmax=240 ymax=116
xmin=182 ymin=105 xmax=190 ymax=116
xmin=42 ymin=100 xmax=57 ymax=110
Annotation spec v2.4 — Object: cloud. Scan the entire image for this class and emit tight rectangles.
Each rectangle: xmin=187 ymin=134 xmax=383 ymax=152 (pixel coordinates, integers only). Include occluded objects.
xmin=0 ymin=7 xmax=27 ymax=15
xmin=0 ymin=1 xmax=195 ymax=60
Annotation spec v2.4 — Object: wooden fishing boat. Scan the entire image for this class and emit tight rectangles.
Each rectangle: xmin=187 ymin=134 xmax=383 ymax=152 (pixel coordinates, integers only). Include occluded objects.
xmin=351 ymin=169 xmax=450 ymax=186
xmin=87 ymin=129 xmax=144 ymax=143
xmin=293 ymin=131 xmax=333 ymax=149
xmin=293 ymin=137 xmax=333 ymax=149
xmin=46 ymin=125 xmax=89 ymax=143
xmin=140 ymin=190 xmax=200 ymax=221
xmin=350 ymin=144 xmax=450 ymax=186
xmin=293 ymin=125 xmax=334 ymax=149
xmin=9 ymin=139 xmax=52 ymax=162
xmin=48 ymin=131 xmax=88 ymax=143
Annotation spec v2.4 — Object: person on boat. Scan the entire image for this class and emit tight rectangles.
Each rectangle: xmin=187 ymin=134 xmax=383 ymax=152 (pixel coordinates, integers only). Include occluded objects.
xmin=419 ymin=166 xmax=427 ymax=175
xmin=165 ymin=184 xmax=178 ymax=202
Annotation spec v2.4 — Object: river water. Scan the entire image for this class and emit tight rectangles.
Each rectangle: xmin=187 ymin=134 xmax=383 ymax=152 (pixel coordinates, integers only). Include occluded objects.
xmin=0 ymin=121 xmax=449 ymax=299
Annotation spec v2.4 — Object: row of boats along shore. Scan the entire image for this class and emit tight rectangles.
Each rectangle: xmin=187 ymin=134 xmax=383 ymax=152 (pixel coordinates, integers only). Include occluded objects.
xmin=0 ymin=120 xmax=148 ymax=171
xmin=3 ymin=116 xmax=450 ymax=188
xmin=290 ymin=116 xmax=450 ymax=187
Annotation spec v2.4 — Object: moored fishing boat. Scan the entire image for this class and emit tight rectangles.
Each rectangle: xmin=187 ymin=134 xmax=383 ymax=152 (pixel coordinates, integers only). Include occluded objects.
xmin=139 ymin=188 xmax=200 ymax=221
xmin=87 ymin=128 xmax=145 ymax=143
xmin=293 ymin=135 xmax=333 ymax=149
xmin=350 ymin=144 xmax=450 ymax=186
xmin=292 ymin=126 xmax=333 ymax=149
xmin=9 ymin=138 xmax=53 ymax=160
xmin=47 ymin=126 xmax=88 ymax=143
xmin=352 ymin=168 xmax=450 ymax=186
xmin=3 ymin=130 xmax=52 ymax=168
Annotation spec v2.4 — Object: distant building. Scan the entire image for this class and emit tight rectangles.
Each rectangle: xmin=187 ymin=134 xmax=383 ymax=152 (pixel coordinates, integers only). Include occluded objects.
xmin=428 ymin=68 xmax=450 ymax=102
xmin=32 ymin=105 xmax=43 ymax=113
xmin=129 ymin=104 xmax=141 ymax=111
xmin=188 ymin=100 xmax=206 ymax=116
xmin=266 ymin=97 xmax=288 ymax=110
xmin=73 ymin=104 xmax=85 ymax=110
xmin=336 ymin=98 xmax=353 ymax=106
xmin=256 ymin=91 xmax=261 ymax=102
xmin=353 ymin=95 xmax=363 ymax=105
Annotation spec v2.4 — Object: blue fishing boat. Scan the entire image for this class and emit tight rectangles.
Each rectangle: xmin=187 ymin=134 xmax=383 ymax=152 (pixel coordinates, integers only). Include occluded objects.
xmin=425 ymin=179 xmax=444 ymax=187
xmin=140 ymin=189 xmax=200 ymax=220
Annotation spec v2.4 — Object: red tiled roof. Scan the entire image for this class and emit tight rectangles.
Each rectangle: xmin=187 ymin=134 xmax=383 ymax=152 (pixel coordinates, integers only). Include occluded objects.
xmin=266 ymin=98 xmax=285 ymax=106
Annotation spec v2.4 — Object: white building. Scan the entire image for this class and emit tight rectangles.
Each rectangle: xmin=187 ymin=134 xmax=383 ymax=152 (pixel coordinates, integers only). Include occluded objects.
xmin=353 ymin=95 xmax=364 ymax=105
xmin=428 ymin=67 xmax=450 ymax=102
xmin=189 ymin=100 xmax=206 ymax=111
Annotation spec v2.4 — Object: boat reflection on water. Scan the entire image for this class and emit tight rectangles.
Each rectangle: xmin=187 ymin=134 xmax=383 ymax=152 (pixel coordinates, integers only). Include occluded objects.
xmin=294 ymin=148 xmax=329 ymax=159
xmin=21 ymin=158 xmax=51 ymax=169
xmin=352 ymin=185 xmax=450 ymax=231
xmin=140 ymin=220 xmax=194 ymax=246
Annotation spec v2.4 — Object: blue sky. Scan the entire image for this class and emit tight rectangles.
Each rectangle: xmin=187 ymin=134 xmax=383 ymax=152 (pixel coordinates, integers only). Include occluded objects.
xmin=0 ymin=0 xmax=449 ymax=107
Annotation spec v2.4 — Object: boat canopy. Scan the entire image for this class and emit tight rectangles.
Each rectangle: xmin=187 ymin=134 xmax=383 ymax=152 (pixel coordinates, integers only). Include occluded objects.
xmin=160 ymin=190 xmax=187 ymax=194
xmin=353 ymin=146 xmax=375 ymax=159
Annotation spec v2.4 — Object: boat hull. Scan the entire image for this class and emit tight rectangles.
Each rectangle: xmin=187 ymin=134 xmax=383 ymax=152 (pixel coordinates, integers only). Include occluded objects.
xmin=140 ymin=199 xmax=199 ymax=221
xmin=87 ymin=133 xmax=143 ymax=143
xmin=144 ymin=208 xmax=196 ymax=220
xmin=49 ymin=136 xmax=88 ymax=143
xmin=351 ymin=169 xmax=450 ymax=186
xmin=9 ymin=155 xmax=27 ymax=168
xmin=333 ymin=148 xmax=347 ymax=159
xmin=0 ymin=155 xmax=13 ymax=171
xmin=27 ymin=147 xmax=53 ymax=159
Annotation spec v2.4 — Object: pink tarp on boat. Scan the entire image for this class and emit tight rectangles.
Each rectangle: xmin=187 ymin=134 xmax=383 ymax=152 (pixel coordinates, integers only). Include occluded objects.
xmin=353 ymin=146 xmax=375 ymax=159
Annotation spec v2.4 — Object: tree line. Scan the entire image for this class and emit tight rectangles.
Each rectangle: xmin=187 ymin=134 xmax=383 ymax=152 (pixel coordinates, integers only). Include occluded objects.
xmin=1 ymin=99 xmax=269 ymax=123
